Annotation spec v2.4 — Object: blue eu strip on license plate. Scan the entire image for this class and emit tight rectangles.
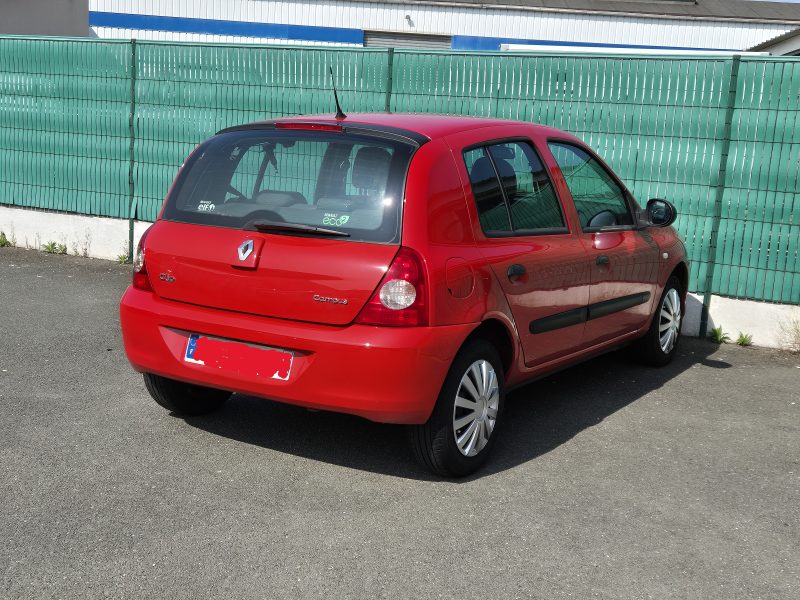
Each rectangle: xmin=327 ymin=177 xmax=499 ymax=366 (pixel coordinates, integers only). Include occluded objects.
xmin=184 ymin=333 xmax=202 ymax=364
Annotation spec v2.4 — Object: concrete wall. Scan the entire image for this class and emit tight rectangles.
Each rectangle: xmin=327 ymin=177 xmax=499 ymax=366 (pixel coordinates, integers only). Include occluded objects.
xmin=0 ymin=0 xmax=89 ymax=37
xmin=0 ymin=206 xmax=149 ymax=262
xmin=2 ymin=205 xmax=798 ymax=350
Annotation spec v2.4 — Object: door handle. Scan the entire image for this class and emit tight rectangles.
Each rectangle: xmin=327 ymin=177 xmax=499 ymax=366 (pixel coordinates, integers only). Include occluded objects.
xmin=596 ymin=255 xmax=610 ymax=266
xmin=507 ymin=263 xmax=526 ymax=281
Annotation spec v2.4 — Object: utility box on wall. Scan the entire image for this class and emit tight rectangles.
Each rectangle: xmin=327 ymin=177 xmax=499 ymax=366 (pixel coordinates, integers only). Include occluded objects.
xmin=0 ymin=0 xmax=89 ymax=37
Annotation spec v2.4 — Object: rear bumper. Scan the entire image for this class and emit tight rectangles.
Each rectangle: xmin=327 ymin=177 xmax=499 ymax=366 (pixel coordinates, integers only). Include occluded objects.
xmin=119 ymin=287 xmax=474 ymax=424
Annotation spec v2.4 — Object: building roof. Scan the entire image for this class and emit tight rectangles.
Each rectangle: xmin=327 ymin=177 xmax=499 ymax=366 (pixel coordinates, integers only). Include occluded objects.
xmin=352 ymin=1 xmax=800 ymax=24
xmin=749 ymin=27 xmax=800 ymax=51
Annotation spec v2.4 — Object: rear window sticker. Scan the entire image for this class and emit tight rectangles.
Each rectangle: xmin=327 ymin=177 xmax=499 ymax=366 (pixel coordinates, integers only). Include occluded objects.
xmin=322 ymin=213 xmax=350 ymax=227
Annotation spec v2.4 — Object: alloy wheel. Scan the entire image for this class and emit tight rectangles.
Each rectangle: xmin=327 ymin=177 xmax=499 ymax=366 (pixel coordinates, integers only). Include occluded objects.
xmin=452 ymin=359 xmax=500 ymax=457
xmin=659 ymin=288 xmax=682 ymax=354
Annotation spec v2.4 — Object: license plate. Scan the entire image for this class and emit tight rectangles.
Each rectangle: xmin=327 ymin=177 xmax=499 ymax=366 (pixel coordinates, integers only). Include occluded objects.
xmin=184 ymin=333 xmax=293 ymax=381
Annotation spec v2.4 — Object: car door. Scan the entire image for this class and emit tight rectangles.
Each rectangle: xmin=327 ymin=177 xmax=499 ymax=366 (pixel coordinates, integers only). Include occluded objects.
xmin=448 ymin=129 xmax=592 ymax=366
xmin=546 ymin=140 xmax=660 ymax=347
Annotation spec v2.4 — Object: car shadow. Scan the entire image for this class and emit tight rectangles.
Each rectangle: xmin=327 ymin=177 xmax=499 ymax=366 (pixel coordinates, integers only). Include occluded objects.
xmin=182 ymin=337 xmax=722 ymax=481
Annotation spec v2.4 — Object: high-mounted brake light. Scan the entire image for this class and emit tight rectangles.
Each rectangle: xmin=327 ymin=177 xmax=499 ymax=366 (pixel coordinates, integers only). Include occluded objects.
xmin=355 ymin=247 xmax=428 ymax=327
xmin=274 ymin=122 xmax=343 ymax=132
xmin=132 ymin=228 xmax=153 ymax=292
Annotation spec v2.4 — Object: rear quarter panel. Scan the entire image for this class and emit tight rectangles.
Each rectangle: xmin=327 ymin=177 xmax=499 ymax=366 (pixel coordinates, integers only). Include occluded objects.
xmin=402 ymin=130 xmax=541 ymax=380
xmin=402 ymin=138 xmax=488 ymax=326
xmin=402 ymin=134 xmax=521 ymax=346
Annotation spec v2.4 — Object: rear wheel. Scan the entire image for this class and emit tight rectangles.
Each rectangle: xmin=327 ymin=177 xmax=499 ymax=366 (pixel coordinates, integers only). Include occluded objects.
xmin=409 ymin=339 xmax=505 ymax=477
xmin=143 ymin=373 xmax=231 ymax=416
xmin=630 ymin=276 xmax=683 ymax=367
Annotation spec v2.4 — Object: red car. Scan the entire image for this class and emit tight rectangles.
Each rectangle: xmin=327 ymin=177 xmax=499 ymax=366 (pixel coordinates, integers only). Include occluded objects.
xmin=120 ymin=113 xmax=687 ymax=477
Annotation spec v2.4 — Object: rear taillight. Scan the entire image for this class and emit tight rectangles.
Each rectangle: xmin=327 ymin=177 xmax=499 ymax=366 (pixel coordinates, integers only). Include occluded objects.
xmin=355 ymin=247 xmax=428 ymax=327
xmin=132 ymin=229 xmax=152 ymax=292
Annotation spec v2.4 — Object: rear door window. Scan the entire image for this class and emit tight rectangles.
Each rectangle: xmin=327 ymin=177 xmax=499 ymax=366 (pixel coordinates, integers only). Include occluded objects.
xmin=463 ymin=147 xmax=511 ymax=233
xmin=162 ymin=129 xmax=416 ymax=243
xmin=463 ymin=141 xmax=566 ymax=236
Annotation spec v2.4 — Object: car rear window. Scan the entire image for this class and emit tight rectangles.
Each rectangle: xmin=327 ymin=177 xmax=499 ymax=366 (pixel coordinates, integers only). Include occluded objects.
xmin=161 ymin=129 xmax=417 ymax=243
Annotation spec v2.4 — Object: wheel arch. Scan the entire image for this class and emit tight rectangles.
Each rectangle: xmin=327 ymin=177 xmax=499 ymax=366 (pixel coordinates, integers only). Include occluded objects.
xmin=463 ymin=318 xmax=516 ymax=377
xmin=670 ymin=261 xmax=690 ymax=311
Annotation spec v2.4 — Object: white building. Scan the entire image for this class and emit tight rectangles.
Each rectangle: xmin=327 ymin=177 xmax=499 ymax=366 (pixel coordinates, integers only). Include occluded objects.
xmin=88 ymin=0 xmax=800 ymax=52
xmin=750 ymin=27 xmax=800 ymax=55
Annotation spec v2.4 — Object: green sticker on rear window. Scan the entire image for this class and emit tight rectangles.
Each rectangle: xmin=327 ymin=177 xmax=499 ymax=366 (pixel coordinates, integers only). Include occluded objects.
xmin=322 ymin=213 xmax=350 ymax=227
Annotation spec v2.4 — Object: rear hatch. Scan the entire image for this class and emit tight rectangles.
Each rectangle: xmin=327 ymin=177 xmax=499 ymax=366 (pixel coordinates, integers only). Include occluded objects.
xmin=146 ymin=124 xmax=419 ymax=325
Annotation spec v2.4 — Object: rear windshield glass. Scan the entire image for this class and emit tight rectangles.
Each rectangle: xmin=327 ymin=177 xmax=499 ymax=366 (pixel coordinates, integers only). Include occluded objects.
xmin=162 ymin=129 xmax=417 ymax=243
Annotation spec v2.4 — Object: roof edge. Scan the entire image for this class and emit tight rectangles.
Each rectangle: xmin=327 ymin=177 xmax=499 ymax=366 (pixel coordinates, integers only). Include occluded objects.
xmin=749 ymin=27 xmax=800 ymax=51
xmin=362 ymin=0 xmax=800 ymax=26
xmin=216 ymin=118 xmax=431 ymax=146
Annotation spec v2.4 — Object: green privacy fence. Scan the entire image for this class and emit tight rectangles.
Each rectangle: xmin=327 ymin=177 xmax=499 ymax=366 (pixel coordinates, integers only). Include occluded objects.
xmin=0 ymin=37 xmax=798 ymax=307
xmin=0 ymin=38 xmax=132 ymax=217
xmin=132 ymin=40 xmax=390 ymax=222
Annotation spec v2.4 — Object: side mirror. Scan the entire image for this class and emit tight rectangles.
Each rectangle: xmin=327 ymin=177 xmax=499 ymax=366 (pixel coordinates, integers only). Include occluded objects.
xmin=646 ymin=198 xmax=677 ymax=227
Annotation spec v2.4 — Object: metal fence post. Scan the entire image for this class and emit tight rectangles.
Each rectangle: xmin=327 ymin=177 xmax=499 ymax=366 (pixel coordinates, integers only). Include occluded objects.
xmin=700 ymin=54 xmax=741 ymax=338
xmin=127 ymin=39 xmax=138 ymax=263
xmin=384 ymin=47 xmax=394 ymax=113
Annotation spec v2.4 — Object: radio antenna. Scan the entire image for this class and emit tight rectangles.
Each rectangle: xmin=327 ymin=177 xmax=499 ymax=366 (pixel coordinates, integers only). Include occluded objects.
xmin=329 ymin=66 xmax=347 ymax=120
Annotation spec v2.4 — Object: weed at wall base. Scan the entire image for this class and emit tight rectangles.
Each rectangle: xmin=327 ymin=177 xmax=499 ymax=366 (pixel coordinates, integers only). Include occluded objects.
xmin=42 ymin=242 xmax=67 ymax=255
xmin=709 ymin=326 xmax=731 ymax=344
xmin=778 ymin=318 xmax=800 ymax=354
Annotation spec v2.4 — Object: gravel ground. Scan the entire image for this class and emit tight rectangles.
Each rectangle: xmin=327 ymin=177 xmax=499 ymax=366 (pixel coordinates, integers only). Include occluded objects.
xmin=1 ymin=246 xmax=798 ymax=599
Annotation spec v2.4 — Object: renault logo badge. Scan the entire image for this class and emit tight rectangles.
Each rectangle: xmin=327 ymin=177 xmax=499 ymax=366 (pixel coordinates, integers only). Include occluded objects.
xmin=238 ymin=239 xmax=254 ymax=261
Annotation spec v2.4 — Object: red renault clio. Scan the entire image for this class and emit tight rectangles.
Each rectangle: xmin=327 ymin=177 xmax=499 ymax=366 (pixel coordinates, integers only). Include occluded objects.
xmin=120 ymin=113 xmax=687 ymax=477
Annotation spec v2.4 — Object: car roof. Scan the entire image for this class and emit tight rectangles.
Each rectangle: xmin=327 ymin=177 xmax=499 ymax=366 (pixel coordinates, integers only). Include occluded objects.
xmin=224 ymin=113 xmax=570 ymax=143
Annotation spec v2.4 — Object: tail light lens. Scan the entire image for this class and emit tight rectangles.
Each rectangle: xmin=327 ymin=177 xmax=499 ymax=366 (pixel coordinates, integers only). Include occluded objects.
xmin=132 ymin=229 xmax=153 ymax=291
xmin=355 ymin=247 xmax=428 ymax=327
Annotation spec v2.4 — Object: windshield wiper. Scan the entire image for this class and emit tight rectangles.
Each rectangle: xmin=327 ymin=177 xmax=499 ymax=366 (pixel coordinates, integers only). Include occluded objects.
xmin=245 ymin=219 xmax=350 ymax=237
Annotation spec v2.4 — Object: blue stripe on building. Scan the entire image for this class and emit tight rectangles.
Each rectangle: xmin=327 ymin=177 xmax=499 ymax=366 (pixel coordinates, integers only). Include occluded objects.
xmin=88 ymin=12 xmax=364 ymax=44
xmin=89 ymin=11 xmax=736 ymax=52
xmin=450 ymin=35 xmax=736 ymax=52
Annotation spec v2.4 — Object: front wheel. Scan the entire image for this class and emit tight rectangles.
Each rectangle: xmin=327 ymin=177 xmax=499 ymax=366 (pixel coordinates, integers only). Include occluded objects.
xmin=409 ymin=339 xmax=505 ymax=477
xmin=630 ymin=276 xmax=683 ymax=367
xmin=143 ymin=373 xmax=231 ymax=416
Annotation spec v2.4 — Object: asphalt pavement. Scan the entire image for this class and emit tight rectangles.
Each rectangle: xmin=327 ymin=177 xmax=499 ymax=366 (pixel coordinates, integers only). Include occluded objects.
xmin=1 ymin=246 xmax=798 ymax=599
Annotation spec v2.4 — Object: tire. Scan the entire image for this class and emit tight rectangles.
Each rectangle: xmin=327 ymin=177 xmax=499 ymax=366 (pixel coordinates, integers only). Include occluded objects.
xmin=630 ymin=276 xmax=683 ymax=367
xmin=409 ymin=339 xmax=505 ymax=478
xmin=143 ymin=373 xmax=231 ymax=416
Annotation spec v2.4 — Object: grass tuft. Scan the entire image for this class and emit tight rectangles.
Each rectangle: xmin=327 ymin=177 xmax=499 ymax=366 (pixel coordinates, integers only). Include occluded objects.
xmin=709 ymin=326 xmax=731 ymax=344
xmin=42 ymin=241 xmax=67 ymax=255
